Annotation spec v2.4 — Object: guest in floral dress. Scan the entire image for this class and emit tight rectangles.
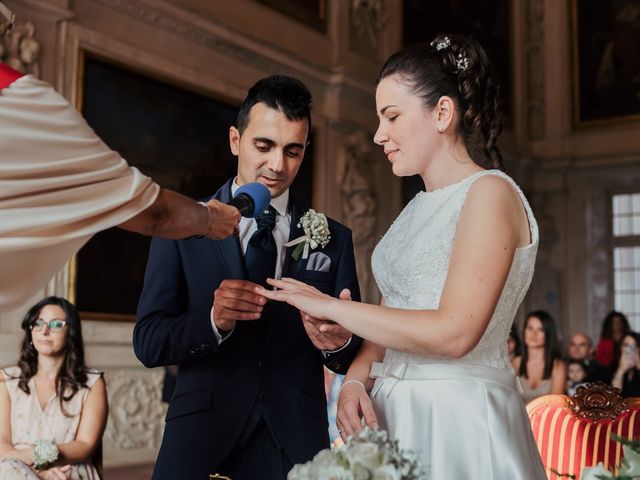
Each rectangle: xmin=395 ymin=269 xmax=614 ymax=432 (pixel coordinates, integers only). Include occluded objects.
xmin=0 ymin=297 xmax=108 ymax=479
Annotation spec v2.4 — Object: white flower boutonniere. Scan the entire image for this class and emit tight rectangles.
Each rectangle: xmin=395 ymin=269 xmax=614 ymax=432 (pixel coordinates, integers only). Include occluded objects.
xmin=284 ymin=209 xmax=331 ymax=261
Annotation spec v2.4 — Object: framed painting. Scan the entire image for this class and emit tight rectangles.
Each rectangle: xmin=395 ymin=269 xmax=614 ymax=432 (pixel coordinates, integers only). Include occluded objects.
xmin=71 ymin=53 xmax=314 ymax=320
xmin=571 ymin=0 xmax=640 ymax=127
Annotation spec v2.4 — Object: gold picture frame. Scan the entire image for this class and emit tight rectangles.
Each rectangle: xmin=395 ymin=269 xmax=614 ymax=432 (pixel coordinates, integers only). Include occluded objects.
xmin=570 ymin=0 xmax=640 ymax=128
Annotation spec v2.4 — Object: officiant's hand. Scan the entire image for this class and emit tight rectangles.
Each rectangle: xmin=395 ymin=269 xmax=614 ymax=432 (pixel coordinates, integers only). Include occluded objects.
xmin=258 ymin=277 xmax=335 ymax=321
xmin=204 ymin=199 xmax=241 ymax=240
xmin=213 ymin=280 xmax=266 ymax=332
xmin=300 ymin=288 xmax=353 ymax=351
xmin=337 ymin=381 xmax=378 ymax=442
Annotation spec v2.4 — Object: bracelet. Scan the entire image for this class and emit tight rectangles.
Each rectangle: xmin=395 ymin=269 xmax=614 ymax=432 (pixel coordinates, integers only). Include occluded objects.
xmin=198 ymin=201 xmax=211 ymax=237
xmin=33 ymin=439 xmax=58 ymax=471
xmin=337 ymin=379 xmax=367 ymax=398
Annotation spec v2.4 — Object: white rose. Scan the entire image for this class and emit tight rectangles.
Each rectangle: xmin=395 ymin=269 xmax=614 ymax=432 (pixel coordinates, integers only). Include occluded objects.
xmin=372 ymin=464 xmax=402 ymax=480
xmin=344 ymin=442 xmax=381 ymax=471
xmin=33 ymin=439 xmax=58 ymax=466
xmin=581 ymin=462 xmax=614 ymax=480
xmin=618 ymin=445 xmax=640 ymax=477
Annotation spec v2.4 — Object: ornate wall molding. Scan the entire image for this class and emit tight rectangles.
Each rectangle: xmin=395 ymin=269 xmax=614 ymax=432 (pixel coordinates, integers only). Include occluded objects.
xmin=104 ymin=369 xmax=166 ymax=451
xmin=0 ymin=18 xmax=41 ymax=76
xmin=338 ymin=129 xmax=378 ymax=302
xmin=524 ymin=0 xmax=545 ymax=140
xmin=350 ymin=0 xmax=387 ymax=57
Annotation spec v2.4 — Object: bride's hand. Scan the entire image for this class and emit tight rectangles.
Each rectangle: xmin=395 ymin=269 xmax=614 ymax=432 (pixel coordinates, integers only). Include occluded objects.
xmin=336 ymin=382 xmax=378 ymax=443
xmin=257 ymin=278 xmax=336 ymax=321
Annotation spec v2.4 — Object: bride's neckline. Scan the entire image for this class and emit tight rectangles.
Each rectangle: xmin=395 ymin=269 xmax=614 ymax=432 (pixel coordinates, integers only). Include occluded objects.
xmin=417 ymin=169 xmax=500 ymax=196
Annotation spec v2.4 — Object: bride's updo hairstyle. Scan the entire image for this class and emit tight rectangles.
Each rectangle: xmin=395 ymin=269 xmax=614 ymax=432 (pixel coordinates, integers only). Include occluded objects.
xmin=377 ymin=33 xmax=504 ymax=171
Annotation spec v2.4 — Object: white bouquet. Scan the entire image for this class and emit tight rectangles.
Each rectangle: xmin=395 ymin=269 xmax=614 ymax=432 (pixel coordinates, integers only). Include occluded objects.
xmin=288 ymin=428 xmax=424 ymax=480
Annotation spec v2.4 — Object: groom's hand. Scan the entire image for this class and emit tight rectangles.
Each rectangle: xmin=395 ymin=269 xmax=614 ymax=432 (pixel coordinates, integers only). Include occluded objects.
xmin=213 ymin=280 xmax=266 ymax=332
xmin=300 ymin=288 xmax=353 ymax=351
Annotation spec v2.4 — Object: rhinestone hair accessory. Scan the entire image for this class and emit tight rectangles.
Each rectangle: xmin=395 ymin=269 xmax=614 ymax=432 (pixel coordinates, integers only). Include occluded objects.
xmin=456 ymin=52 xmax=470 ymax=72
xmin=430 ymin=36 xmax=451 ymax=51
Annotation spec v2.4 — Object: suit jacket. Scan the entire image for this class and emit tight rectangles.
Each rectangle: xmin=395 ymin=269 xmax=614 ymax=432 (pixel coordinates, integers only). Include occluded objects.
xmin=134 ymin=179 xmax=362 ymax=479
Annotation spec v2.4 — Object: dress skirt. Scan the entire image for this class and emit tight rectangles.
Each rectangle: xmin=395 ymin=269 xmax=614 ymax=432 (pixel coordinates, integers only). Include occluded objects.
xmin=370 ymin=361 xmax=547 ymax=480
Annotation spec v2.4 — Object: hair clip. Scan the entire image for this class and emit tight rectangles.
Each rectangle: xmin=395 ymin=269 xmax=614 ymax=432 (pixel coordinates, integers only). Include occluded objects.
xmin=430 ymin=36 xmax=451 ymax=51
xmin=456 ymin=53 xmax=470 ymax=72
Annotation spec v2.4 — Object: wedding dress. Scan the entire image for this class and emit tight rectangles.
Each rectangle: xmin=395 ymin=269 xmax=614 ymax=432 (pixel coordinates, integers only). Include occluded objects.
xmin=370 ymin=170 xmax=546 ymax=479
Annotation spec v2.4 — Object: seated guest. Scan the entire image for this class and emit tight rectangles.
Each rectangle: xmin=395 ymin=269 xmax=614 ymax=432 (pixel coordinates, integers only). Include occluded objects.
xmin=566 ymin=359 xmax=589 ymax=396
xmin=513 ymin=310 xmax=566 ymax=403
xmin=611 ymin=332 xmax=640 ymax=398
xmin=0 ymin=297 xmax=107 ymax=479
xmin=567 ymin=332 xmax=611 ymax=383
xmin=595 ymin=310 xmax=630 ymax=369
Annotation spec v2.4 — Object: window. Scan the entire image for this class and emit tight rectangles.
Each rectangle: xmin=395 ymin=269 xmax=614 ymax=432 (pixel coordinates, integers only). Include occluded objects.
xmin=612 ymin=193 xmax=640 ymax=329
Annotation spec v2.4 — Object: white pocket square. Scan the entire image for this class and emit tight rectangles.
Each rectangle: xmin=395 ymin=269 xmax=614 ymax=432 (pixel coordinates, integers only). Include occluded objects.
xmin=306 ymin=252 xmax=331 ymax=272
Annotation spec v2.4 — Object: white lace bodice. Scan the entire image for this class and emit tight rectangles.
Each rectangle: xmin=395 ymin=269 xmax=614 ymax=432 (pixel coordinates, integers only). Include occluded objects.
xmin=371 ymin=170 xmax=538 ymax=371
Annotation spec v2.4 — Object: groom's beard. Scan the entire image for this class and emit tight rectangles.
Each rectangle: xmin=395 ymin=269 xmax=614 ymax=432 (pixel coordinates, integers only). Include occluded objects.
xmin=0 ymin=2 xmax=15 ymax=37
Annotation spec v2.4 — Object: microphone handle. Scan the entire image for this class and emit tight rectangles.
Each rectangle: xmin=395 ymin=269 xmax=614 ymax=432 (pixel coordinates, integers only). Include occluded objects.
xmin=227 ymin=193 xmax=254 ymax=217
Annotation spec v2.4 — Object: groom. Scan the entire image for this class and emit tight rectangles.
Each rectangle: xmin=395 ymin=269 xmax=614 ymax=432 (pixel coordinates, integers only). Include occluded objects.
xmin=134 ymin=75 xmax=362 ymax=479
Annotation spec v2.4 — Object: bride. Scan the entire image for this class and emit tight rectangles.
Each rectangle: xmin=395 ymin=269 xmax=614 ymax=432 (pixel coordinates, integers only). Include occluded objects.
xmin=259 ymin=33 xmax=547 ymax=479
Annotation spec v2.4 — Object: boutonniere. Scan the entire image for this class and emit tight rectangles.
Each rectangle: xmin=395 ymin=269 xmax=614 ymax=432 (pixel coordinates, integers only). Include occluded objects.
xmin=284 ymin=209 xmax=331 ymax=261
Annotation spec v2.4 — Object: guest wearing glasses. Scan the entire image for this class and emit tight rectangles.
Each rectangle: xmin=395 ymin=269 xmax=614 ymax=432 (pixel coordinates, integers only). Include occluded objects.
xmin=0 ymin=297 xmax=107 ymax=479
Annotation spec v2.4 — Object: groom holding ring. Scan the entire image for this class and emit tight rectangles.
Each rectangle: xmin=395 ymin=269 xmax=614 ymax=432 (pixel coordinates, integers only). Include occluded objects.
xmin=134 ymin=75 xmax=362 ymax=479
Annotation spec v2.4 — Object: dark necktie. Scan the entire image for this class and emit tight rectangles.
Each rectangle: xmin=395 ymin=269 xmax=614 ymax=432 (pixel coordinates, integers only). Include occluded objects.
xmin=245 ymin=206 xmax=277 ymax=288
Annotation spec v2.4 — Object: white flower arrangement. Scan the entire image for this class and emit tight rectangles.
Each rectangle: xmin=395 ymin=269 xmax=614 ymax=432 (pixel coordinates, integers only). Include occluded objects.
xmin=288 ymin=427 xmax=424 ymax=480
xmin=284 ymin=209 xmax=331 ymax=261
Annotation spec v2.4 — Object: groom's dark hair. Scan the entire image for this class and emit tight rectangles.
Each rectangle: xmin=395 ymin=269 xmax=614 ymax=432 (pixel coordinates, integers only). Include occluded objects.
xmin=236 ymin=75 xmax=312 ymax=137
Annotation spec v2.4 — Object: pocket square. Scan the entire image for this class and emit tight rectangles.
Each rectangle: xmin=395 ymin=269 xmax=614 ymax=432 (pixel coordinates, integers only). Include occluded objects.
xmin=306 ymin=252 xmax=331 ymax=272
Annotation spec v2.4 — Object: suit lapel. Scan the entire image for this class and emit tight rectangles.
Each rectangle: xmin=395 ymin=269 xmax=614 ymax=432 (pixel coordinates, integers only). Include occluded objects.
xmin=281 ymin=200 xmax=311 ymax=280
xmin=210 ymin=179 xmax=248 ymax=280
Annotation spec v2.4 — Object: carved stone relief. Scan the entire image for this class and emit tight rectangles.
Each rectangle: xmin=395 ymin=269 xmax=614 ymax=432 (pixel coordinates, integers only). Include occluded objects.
xmin=0 ymin=17 xmax=41 ymax=76
xmin=349 ymin=0 xmax=387 ymax=60
xmin=338 ymin=130 xmax=378 ymax=302
xmin=524 ymin=0 xmax=545 ymax=140
xmin=104 ymin=369 xmax=166 ymax=451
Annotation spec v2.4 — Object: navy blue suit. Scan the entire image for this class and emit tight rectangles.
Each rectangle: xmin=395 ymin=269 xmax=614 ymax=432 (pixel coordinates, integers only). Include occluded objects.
xmin=134 ymin=179 xmax=362 ymax=479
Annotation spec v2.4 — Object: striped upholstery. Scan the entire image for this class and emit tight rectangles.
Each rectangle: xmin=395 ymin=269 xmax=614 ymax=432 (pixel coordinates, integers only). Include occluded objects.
xmin=527 ymin=392 xmax=640 ymax=479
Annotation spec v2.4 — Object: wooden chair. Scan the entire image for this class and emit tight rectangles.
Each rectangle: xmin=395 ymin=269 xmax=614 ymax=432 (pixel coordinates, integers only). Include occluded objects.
xmin=526 ymin=382 xmax=640 ymax=479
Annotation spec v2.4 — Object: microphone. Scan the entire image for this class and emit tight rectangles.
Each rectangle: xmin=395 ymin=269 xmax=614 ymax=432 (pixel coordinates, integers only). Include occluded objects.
xmin=229 ymin=182 xmax=271 ymax=218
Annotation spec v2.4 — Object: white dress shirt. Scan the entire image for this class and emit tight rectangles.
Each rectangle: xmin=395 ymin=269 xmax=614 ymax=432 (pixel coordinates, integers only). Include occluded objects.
xmin=210 ymin=180 xmax=290 ymax=344
xmin=210 ymin=180 xmax=351 ymax=355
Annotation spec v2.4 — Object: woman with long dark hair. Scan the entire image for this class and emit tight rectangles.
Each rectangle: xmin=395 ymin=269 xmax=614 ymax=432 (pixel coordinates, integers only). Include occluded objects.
xmin=0 ymin=297 xmax=107 ymax=479
xmin=611 ymin=331 xmax=640 ymax=397
xmin=595 ymin=310 xmax=631 ymax=369
xmin=260 ymin=33 xmax=547 ymax=478
xmin=513 ymin=310 xmax=566 ymax=403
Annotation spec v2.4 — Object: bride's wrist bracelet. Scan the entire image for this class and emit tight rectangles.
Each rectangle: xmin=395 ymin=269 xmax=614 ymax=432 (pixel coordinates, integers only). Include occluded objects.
xmin=338 ymin=379 xmax=367 ymax=398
